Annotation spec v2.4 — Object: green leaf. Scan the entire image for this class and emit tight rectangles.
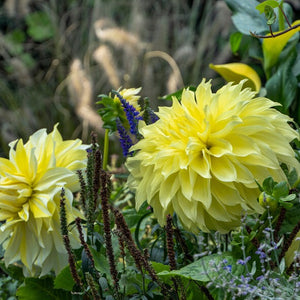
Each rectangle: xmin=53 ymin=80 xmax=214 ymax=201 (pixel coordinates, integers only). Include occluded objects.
xmin=151 ymin=261 xmax=170 ymax=274
xmin=4 ymin=30 xmax=26 ymax=55
xmin=264 ymin=5 xmax=277 ymax=25
xmin=279 ymin=194 xmax=296 ymax=202
xmin=272 ymin=181 xmax=289 ymax=198
xmin=25 ymin=12 xmax=54 ymax=42
xmin=256 ymin=0 xmax=279 ymax=13
xmin=17 ymin=277 xmax=71 ymax=300
xmin=159 ymin=86 xmax=196 ymax=101
xmin=262 ymin=177 xmax=276 ymax=194
xmin=19 ymin=53 xmax=36 ymax=69
xmin=280 ymin=202 xmax=300 ymax=234
xmin=265 ymin=47 xmax=297 ymax=112
xmin=158 ymin=253 xmax=242 ymax=282
xmin=54 ymin=265 xmax=75 ymax=291
xmin=224 ymin=0 xmax=268 ymax=35
xmin=97 ymin=94 xmax=127 ymax=132
xmin=230 ymin=32 xmax=243 ymax=53
xmin=89 ymin=247 xmax=110 ymax=274
xmin=0 ymin=261 xmax=24 ymax=281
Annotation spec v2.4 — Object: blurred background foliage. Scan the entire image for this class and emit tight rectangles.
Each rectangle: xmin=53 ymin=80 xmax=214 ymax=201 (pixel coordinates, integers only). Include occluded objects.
xmin=0 ymin=0 xmax=236 ymax=156
xmin=0 ymin=0 xmax=299 ymax=157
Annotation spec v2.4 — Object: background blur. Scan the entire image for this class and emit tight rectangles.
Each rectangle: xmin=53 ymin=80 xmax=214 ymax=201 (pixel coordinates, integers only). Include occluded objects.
xmin=3 ymin=0 xmax=298 ymax=157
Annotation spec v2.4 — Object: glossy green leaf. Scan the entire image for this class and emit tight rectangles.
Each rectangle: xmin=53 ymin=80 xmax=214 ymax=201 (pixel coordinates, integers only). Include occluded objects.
xmin=224 ymin=0 xmax=268 ymax=35
xmin=230 ymin=32 xmax=243 ymax=53
xmin=265 ymin=46 xmax=297 ymax=111
xmin=256 ymin=0 xmax=279 ymax=13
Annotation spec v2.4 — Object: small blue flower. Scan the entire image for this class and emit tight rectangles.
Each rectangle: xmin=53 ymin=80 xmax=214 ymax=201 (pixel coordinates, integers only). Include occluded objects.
xmin=223 ymin=264 xmax=232 ymax=273
xmin=237 ymin=256 xmax=251 ymax=265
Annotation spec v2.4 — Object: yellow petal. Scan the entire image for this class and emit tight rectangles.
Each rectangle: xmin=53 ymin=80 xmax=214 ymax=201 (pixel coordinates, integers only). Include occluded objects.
xmin=210 ymin=63 xmax=261 ymax=92
xmin=263 ymin=20 xmax=300 ymax=71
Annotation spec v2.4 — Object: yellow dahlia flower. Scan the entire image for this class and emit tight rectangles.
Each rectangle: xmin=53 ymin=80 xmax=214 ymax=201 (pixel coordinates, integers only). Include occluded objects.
xmin=0 ymin=125 xmax=87 ymax=276
xmin=114 ymin=87 xmax=142 ymax=111
xmin=126 ymin=80 xmax=300 ymax=233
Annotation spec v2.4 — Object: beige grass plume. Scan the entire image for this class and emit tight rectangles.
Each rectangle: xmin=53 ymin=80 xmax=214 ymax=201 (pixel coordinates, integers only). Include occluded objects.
xmin=93 ymin=45 xmax=120 ymax=89
xmin=68 ymin=59 xmax=104 ymax=137
xmin=94 ymin=19 xmax=143 ymax=55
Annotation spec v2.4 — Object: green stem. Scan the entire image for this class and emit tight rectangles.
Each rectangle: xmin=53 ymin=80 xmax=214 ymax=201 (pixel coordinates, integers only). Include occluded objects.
xmin=103 ymin=129 xmax=109 ymax=171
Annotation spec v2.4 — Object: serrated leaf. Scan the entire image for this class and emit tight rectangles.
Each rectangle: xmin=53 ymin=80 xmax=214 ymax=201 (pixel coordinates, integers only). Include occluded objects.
xmin=287 ymin=168 xmax=298 ymax=188
xmin=0 ymin=261 xmax=24 ymax=281
xmin=256 ymin=1 xmax=279 ymax=13
xmin=272 ymin=181 xmax=289 ymax=198
xmin=53 ymin=265 xmax=75 ymax=291
xmin=17 ymin=277 xmax=71 ymax=300
xmin=262 ymin=177 xmax=276 ymax=194
xmin=89 ymin=247 xmax=110 ymax=274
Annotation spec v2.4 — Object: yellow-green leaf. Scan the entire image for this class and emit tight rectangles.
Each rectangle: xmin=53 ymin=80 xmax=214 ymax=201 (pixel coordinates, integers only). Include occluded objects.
xmin=209 ymin=62 xmax=261 ymax=92
xmin=263 ymin=20 xmax=300 ymax=71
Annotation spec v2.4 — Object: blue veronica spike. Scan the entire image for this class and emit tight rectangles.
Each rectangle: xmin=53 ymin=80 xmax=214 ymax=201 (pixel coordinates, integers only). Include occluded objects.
xmin=114 ymin=91 xmax=143 ymax=137
xmin=116 ymin=118 xmax=133 ymax=157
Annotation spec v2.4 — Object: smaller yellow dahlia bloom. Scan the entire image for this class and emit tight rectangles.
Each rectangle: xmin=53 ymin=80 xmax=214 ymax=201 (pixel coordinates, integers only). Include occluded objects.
xmin=0 ymin=125 xmax=87 ymax=276
xmin=114 ymin=87 xmax=142 ymax=111
xmin=126 ymin=80 xmax=300 ymax=233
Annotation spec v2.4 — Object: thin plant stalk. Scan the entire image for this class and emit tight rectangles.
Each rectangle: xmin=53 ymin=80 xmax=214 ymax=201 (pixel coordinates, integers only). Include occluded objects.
xmin=103 ymin=129 xmax=109 ymax=171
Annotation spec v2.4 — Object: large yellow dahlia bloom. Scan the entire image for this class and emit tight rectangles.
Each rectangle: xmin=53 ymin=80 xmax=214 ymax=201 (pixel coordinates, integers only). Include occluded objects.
xmin=126 ymin=80 xmax=300 ymax=233
xmin=0 ymin=125 xmax=87 ymax=276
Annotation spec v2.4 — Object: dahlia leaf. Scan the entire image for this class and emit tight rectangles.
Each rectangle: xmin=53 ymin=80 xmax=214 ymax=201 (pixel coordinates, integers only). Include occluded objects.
xmin=53 ymin=265 xmax=75 ymax=291
xmin=262 ymin=177 xmax=276 ymax=194
xmin=17 ymin=277 xmax=71 ymax=300
xmin=272 ymin=181 xmax=289 ymax=199
xmin=89 ymin=247 xmax=110 ymax=275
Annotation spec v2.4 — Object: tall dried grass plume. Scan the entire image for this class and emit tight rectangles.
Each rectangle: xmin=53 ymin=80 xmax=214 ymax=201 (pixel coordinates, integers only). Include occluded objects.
xmin=68 ymin=59 xmax=104 ymax=138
